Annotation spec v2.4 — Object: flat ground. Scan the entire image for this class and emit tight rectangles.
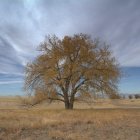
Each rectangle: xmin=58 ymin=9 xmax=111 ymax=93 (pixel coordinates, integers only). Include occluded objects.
xmin=0 ymin=97 xmax=140 ymax=140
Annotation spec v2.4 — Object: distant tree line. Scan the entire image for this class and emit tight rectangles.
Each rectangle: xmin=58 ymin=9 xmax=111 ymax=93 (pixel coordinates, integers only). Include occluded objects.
xmin=121 ymin=94 xmax=140 ymax=99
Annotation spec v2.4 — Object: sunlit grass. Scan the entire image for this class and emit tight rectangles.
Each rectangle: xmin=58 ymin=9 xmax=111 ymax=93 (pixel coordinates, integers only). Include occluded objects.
xmin=0 ymin=97 xmax=139 ymax=140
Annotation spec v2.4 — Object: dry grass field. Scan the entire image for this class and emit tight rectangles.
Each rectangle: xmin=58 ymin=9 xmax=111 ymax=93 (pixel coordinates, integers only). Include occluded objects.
xmin=0 ymin=97 xmax=140 ymax=140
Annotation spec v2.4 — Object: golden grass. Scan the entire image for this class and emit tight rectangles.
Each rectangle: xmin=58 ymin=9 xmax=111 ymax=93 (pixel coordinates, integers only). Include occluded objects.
xmin=0 ymin=108 xmax=139 ymax=129
xmin=0 ymin=97 xmax=140 ymax=140
xmin=0 ymin=96 xmax=140 ymax=109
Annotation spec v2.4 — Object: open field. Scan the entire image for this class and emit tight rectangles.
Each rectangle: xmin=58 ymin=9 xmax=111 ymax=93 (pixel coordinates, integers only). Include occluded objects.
xmin=0 ymin=97 xmax=140 ymax=140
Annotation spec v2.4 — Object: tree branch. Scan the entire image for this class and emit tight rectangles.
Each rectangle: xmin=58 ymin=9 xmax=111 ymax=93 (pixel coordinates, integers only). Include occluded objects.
xmin=48 ymin=97 xmax=65 ymax=102
xmin=73 ymin=79 xmax=88 ymax=94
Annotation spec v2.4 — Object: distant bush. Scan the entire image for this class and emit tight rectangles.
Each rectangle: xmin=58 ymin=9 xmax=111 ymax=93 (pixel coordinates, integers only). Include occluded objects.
xmin=110 ymin=94 xmax=120 ymax=99
xmin=134 ymin=94 xmax=140 ymax=99
xmin=128 ymin=95 xmax=133 ymax=99
xmin=122 ymin=95 xmax=126 ymax=99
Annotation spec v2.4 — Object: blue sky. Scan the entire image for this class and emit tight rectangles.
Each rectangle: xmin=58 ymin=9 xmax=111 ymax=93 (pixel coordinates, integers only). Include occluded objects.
xmin=0 ymin=0 xmax=140 ymax=95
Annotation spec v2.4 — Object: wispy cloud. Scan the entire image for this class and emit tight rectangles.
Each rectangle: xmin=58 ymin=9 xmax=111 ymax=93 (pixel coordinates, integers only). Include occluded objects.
xmin=0 ymin=0 xmax=140 ymax=90
xmin=0 ymin=81 xmax=23 ymax=85
xmin=0 ymin=73 xmax=23 ymax=86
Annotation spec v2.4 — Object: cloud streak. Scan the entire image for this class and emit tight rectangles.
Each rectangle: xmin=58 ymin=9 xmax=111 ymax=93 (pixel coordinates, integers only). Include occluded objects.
xmin=0 ymin=81 xmax=23 ymax=85
xmin=0 ymin=0 xmax=140 ymax=89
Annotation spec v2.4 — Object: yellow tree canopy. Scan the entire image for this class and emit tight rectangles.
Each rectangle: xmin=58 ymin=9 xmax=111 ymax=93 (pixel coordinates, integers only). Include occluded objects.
xmin=25 ymin=34 xmax=120 ymax=109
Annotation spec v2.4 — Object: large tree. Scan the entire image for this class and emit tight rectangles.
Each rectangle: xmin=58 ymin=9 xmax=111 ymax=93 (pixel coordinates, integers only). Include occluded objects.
xmin=24 ymin=34 xmax=120 ymax=109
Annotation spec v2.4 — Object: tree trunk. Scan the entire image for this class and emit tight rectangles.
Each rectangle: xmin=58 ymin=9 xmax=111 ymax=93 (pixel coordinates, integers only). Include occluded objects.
xmin=63 ymin=91 xmax=74 ymax=109
xmin=69 ymin=102 xmax=73 ymax=109
xmin=64 ymin=101 xmax=74 ymax=109
xmin=65 ymin=101 xmax=69 ymax=109
xmin=69 ymin=93 xmax=74 ymax=109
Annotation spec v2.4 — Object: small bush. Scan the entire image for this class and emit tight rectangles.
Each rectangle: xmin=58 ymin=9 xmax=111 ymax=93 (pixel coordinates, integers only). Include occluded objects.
xmin=134 ymin=94 xmax=140 ymax=99
xmin=128 ymin=95 xmax=133 ymax=99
